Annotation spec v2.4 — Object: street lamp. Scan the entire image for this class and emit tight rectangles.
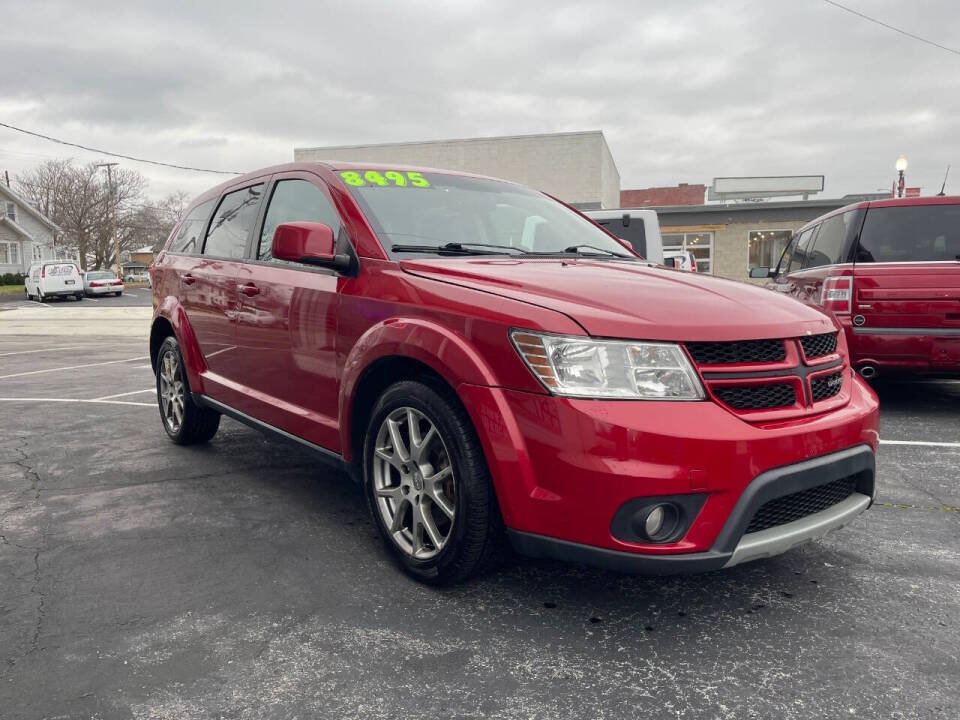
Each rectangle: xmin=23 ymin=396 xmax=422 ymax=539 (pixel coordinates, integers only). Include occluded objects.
xmin=895 ymin=155 xmax=908 ymax=198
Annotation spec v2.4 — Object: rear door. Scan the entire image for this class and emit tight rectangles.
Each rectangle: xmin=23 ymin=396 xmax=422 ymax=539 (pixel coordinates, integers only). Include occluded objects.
xmin=181 ymin=184 xmax=265 ymax=395
xmin=852 ymin=202 xmax=960 ymax=368
xmin=232 ymin=173 xmax=347 ymax=450
xmin=42 ymin=262 xmax=81 ymax=294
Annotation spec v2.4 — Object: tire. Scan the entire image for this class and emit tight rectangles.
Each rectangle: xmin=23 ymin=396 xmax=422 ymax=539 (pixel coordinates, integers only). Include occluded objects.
xmin=155 ymin=335 xmax=221 ymax=445
xmin=116 ymin=292 xmax=122 ymax=297
xmin=363 ymin=379 xmax=505 ymax=584
xmin=38 ymin=292 xmax=46 ymax=303
xmin=75 ymin=294 xmax=83 ymax=301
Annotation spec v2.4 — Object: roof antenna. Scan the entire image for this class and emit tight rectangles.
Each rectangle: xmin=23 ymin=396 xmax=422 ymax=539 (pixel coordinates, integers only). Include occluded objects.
xmin=937 ymin=165 xmax=950 ymax=196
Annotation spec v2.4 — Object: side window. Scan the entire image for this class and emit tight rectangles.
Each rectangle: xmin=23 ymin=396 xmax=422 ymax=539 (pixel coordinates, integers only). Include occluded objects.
xmin=169 ymin=199 xmax=215 ymax=254
xmin=204 ymin=185 xmax=264 ymax=259
xmin=805 ymin=212 xmax=852 ymax=269
xmin=258 ymin=180 xmax=343 ymax=262
xmin=788 ymin=227 xmax=817 ymax=273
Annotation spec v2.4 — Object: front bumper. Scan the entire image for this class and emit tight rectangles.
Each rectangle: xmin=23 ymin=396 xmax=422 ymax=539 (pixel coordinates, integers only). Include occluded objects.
xmin=508 ymin=444 xmax=874 ymax=574
xmin=457 ymin=371 xmax=879 ymax=572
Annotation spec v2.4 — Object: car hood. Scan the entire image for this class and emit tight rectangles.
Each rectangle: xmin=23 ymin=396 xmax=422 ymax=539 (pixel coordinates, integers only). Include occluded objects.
xmin=399 ymin=258 xmax=836 ymax=341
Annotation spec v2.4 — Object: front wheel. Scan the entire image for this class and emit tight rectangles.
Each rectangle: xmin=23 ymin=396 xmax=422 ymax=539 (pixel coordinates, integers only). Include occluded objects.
xmin=155 ymin=336 xmax=220 ymax=444
xmin=363 ymin=379 xmax=505 ymax=584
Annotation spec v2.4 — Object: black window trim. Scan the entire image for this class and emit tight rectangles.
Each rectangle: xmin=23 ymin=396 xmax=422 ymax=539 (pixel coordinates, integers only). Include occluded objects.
xmin=244 ymin=171 xmax=359 ymax=276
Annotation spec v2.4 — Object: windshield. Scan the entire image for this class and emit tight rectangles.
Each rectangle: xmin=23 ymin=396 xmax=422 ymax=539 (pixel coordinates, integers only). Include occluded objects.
xmin=339 ymin=170 xmax=636 ymax=259
xmin=86 ymin=272 xmax=115 ymax=280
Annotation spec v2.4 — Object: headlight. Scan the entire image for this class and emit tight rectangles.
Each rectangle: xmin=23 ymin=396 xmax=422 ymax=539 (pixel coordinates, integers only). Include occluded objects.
xmin=511 ymin=330 xmax=705 ymax=400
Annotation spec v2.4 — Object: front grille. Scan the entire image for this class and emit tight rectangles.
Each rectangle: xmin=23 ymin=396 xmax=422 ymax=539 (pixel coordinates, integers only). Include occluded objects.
xmin=746 ymin=476 xmax=858 ymax=534
xmin=811 ymin=371 xmax=844 ymax=401
xmin=685 ymin=339 xmax=786 ymax=365
xmin=799 ymin=332 xmax=838 ymax=359
xmin=714 ymin=383 xmax=796 ymax=410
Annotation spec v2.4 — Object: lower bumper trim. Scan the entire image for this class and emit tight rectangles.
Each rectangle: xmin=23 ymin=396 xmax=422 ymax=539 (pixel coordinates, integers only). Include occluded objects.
xmin=723 ymin=492 xmax=870 ymax=568
xmin=507 ymin=529 xmax=731 ymax=576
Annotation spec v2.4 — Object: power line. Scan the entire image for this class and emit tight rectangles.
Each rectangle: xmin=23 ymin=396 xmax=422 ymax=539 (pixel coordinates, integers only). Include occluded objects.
xmin=0 ymin=121 xmax=245 ymax=175
xmin=822 ymin=0 xmax=960 ymax=57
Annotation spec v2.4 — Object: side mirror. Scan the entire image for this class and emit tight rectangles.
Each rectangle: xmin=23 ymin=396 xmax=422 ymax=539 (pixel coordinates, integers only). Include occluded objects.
xmin=663 ymin=257 xmax=678 ymax=269
xmin=272 ymin=222 xmax=352 ymax=272
xmin=749 ymin=266 xmax=773 ymax=279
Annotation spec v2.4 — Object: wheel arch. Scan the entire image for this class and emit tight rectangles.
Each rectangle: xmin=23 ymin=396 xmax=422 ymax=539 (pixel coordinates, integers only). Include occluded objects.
xmin=150 ymin=297 xmax=207 ymax=393
xmin=340 ymin=318 xmax=498 ymax=463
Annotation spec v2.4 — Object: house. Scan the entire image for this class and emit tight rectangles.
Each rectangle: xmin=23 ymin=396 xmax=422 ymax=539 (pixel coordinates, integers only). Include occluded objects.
xmin=0 ymin=183 xmax=72 ymax=275
xmin=121 ymin=246 xmax=154 ymax=279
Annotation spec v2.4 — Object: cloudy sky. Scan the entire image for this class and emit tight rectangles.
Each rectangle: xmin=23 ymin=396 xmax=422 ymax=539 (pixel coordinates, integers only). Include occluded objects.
xmin=1 ymin=0 xmax=958 ymax=201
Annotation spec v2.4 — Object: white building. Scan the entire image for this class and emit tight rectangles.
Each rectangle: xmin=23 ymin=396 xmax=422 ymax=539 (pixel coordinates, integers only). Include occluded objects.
xmin=294 ymin=130 xmax=621 ymax=209
xmin=0 ymin=183 xmax=69 ymax=275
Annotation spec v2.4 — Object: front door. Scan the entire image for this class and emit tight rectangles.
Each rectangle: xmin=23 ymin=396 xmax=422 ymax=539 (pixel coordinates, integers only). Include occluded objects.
xmin=232 ymin=174 xmax=348 ymax=451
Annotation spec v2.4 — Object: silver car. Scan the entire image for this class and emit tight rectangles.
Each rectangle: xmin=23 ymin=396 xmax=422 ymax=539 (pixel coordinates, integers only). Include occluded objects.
xmin=82 ymin=271 xmax=124 ymax=297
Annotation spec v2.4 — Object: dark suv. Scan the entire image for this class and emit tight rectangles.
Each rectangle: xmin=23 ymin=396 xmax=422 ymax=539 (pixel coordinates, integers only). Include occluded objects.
xmin=151 ymin=162 xmax=878 ymax=583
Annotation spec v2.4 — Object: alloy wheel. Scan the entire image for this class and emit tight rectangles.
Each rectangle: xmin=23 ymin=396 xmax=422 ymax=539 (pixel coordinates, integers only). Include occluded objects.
xmin=373 ymin=407 xmax=457 ymax=560
xmin=158 ymin=349 xmax=185 ymax=433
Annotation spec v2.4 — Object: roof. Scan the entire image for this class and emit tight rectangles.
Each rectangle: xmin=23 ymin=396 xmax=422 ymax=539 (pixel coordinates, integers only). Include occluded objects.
xmin=0 ymin=215 xmax=33 ymax=239
xmin=0 ymin=183 xmax=59 ymax=233
xmin=132 ymin=246 xmax=154 ymax=254
xmin=295 ymin=129 xmax=609 ymax=153
xmin=188 ymin=161 xmax=522 ymax=208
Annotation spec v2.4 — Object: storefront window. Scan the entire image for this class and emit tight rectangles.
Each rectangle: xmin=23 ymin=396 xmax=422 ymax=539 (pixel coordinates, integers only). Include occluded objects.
xmin=748 ymin=230 xmax=792 ymax=271
xmin=662 ymin=232 xmax=714 ymax=273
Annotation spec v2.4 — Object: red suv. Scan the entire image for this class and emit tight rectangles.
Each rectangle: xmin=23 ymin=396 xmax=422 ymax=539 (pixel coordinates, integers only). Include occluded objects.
xmin=752 ymin=196 xmax=960 ymax=378
xmin=151 ymin=163 xmax=879 ymax=583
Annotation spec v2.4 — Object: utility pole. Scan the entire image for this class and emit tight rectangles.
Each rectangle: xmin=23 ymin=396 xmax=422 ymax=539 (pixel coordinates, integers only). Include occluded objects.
xmin=95 ymin=162 xmax=120 ymax=275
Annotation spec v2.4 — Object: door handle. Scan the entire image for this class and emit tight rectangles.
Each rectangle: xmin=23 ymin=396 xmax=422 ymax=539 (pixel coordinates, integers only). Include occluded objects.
xmin=238 ymin=282 xmax=260 ymax=297
xmin=182 ymin=273 xmax=197 ymax=286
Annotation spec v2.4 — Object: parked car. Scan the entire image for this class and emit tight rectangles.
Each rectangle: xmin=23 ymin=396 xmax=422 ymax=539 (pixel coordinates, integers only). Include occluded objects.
xmin=663 ymin=249 xmax=698 ymax=272
xmin=82 ymin=270 xmax=124 ymax=296
xmin=752 ymin=196 xmax=960 ymax=378
xmin=584 ymin=208 xmax=663 ymax=264
xmin=25 ymin=261 xmax=83 ymax=302
xmin=150 ymin=162 xmax=879 ymax=584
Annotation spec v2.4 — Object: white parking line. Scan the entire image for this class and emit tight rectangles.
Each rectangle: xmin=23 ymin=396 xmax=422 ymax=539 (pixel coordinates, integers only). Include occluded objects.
xmin=0 ymin=397 xmax=154 ymax=407
xmin=93 ymin=388 xmax=155 ymax=400
xmin=880 ymin=439 xmax=960 ymax=449
xmin=0 ymin=345 xmax=89 ymax=358
xmin=0 ymin=356 xmax=149 ymax=380
xmin=124 ymin=293 xmax=138 ymax=298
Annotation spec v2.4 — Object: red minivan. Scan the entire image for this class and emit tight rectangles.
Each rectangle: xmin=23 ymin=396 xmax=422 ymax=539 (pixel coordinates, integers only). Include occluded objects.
xmin=753 ymin=196 xmax=960 ymax=379
xmin=151 ymin=162 xmax=879 ymax=583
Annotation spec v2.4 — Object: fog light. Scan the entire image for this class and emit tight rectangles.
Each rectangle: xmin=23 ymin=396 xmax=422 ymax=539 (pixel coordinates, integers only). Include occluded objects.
xmin=645 ymin=505 xmax=665 ymax=537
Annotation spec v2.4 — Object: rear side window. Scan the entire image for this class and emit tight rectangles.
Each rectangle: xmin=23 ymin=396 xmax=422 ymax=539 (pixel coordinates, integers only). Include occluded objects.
xmin=169 ymin=199 xmax=215 ymax=254
xmin=806 ymin=211 xmax=856 ymax=268
xmin=204 ymin=185 xmax=264 ymax=259
xmin=857 ymin=205 xmax=960 ymax=263
xmin=258 ymin=180 xmax=343 ymax=262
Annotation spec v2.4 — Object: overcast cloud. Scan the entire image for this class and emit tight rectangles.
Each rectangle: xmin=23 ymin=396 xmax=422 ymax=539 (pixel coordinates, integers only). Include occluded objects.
xmin=1 ymin=0 xmax=958 ymax=200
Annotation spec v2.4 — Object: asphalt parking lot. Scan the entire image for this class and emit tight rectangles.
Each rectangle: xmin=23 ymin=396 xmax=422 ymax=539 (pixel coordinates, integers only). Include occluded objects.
xmin=0 ymin=289 xmax=153 ymax=309
xmin=1 ymin=315 xmax=958 ymax=719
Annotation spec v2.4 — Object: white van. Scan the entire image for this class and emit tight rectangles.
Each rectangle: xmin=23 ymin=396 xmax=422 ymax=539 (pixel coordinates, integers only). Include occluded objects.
xmin=583 ymin=209 xmax=664 ymax=265
xmin=25 ymin=261 xmax=85 ymax=302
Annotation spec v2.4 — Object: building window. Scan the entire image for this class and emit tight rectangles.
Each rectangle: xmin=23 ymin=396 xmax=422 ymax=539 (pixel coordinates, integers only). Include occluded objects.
xmin=662 ymin=232 xmax=714 ymax=273
xmin=0 ymin=241 xmax=20 ymax=265
xmin=5 ymin=202 xmax=15 ymax=222
xmin=33 ymin=244 xmax=43 ymax=261
xmin=748 ymin=229 xmax=793 ymax=271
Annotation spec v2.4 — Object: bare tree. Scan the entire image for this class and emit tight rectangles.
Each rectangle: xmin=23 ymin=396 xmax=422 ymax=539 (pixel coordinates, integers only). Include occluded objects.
xmin=14 ymin=160 xmax=188 ymax=269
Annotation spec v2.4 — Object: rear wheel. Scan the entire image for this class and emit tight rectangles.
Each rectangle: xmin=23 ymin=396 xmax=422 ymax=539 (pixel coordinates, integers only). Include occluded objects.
xmin=156 ymin=335 xmax=220 ymax=445
xmin=363 ymin=379 xmax=505 ymax=584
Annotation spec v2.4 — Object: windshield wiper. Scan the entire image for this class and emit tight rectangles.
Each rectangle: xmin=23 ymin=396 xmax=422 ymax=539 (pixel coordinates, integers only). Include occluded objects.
xmin=561 ymin=244 xmax=633 ymax=258
xmin=392 ymin=242 xmax=528 ymax=256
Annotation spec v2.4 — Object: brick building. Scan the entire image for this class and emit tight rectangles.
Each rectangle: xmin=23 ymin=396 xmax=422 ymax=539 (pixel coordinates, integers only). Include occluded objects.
xmin=620 ymin=184 xmax=705 ymax=208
